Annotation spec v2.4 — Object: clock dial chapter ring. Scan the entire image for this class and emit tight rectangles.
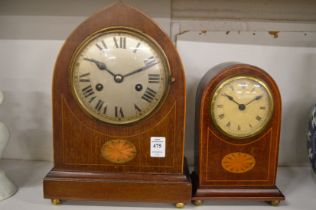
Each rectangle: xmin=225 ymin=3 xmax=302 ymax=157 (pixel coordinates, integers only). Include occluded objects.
xmin=210 ymin=75 xmax=274 ymax=139
xmin=69 ymin=27 xmax=171 ymax=125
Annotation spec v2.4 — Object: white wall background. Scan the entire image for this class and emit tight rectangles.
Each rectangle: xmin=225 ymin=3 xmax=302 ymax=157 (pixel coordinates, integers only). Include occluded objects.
xmin=0 ymin=0 xmax=315 ymax=166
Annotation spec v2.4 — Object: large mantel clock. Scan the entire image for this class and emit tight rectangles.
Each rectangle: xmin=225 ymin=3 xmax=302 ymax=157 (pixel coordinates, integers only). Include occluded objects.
xmin=192 ymin=63 xmax=284 ymax=205
xmin=43 ymin=3 xmax=191 ymax=207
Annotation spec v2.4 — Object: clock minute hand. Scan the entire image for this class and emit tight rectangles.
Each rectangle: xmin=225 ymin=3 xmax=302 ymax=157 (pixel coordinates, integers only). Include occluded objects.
xmin=245 ymin=95 xmax=263 ymax=106
xmin=83 ymin=58 xmax=116 ymax=77
xmin=123 ymin=62 xmax=158 ymax=78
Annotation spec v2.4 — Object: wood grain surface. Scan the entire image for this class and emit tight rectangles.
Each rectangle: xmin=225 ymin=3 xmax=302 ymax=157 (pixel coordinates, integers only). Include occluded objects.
xmin=192 ymin=63 xmax=284 ymax=202
xmin=43 ymin=2 xmax=191 ymax=204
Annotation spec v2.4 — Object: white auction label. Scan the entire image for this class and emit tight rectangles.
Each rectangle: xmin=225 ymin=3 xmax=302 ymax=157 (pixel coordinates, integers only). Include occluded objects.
xmin=150 ymin=137 xmax=166 ymax=157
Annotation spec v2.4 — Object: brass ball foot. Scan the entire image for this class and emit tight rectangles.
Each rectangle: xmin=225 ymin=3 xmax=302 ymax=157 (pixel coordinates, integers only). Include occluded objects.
xmin=192 ymin=199 xmax=203 ymax=206
xmin=270 ymin=200 xmax=280 ymax=206
xmin=175 ymin=202 xmax=185 ymax=208
xmin=51 ymin=199 xmax=61 ymax=205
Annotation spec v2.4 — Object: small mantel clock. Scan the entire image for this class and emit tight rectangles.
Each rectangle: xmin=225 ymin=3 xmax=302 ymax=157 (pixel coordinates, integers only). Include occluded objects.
xmin=192 ymin=63 xmax=284 ymax=205
xmin=43 ymin=3 xmax=191 ymax=207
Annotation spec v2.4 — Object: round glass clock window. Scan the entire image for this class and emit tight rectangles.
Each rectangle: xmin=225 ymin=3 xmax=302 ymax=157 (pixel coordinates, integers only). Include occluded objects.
xmin=211 ymin=76 xmax=274 ymax=139
xmin=70 ymin=28 xmax=170 ymax=124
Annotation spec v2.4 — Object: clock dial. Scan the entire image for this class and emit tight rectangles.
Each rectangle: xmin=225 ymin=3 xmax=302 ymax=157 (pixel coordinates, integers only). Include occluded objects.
xmin=71 ymin=28 xmax=170 ymax=124
xmin=211 ymin=76 xmax=273 ymax=138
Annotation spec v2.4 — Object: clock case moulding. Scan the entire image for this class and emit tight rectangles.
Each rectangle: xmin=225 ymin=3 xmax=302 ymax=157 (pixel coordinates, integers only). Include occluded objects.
xmin=192 ymin=63 xmax=285 ymax=204
xmin=43 ymin=3 xmax=191 ymax=205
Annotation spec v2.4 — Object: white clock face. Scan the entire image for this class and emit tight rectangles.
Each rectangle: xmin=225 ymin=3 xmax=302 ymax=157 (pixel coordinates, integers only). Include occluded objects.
xmin=71 ymin=28 xmax=170 ymax=124
xmin=211 ymin=76 xmax=274 ymax=139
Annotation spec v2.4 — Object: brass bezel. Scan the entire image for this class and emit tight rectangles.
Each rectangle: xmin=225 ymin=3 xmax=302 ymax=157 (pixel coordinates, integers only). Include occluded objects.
xmin=210 ymin=75 xmax=274 ymax=139
xmin=69 ymin=26 xmax=171 ymax=125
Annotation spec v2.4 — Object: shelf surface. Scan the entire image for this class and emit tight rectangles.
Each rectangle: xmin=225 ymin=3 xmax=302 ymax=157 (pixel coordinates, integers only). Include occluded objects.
xmin=0 ymin=159 xmax=315 ymax=210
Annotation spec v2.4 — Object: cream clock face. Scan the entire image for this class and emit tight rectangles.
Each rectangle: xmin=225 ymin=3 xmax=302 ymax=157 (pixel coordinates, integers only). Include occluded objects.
xmin=71 ymin=28 xmax=170 ymax=124
xmin=211 ymin=76 xmax=273 ymax=139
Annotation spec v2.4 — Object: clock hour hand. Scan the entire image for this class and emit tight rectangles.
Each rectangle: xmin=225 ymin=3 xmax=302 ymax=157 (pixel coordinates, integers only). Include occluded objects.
xmin=123 ymin=61 xmax=158 ymax=78
xmin=83 ymin=58 xmax=116 ymax=77
xmin=222 ymin=93 xmax=248 ymax=111
xmin=245 ymin=95 xmax=263 ymax=106
xmin=222 ymin=93 xmax=241 ymax=106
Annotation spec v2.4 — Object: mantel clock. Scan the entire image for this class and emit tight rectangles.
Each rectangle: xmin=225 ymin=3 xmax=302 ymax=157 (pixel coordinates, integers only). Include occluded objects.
xmin=43 ymin=3 xmax=191 ymax=207
xmin=192 ymin=63 xmax=284 ymax=205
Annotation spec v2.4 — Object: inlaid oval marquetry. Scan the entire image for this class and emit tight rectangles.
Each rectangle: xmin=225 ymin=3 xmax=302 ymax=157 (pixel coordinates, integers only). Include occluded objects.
xmin=101 ymin=139 xmax=137 ymax=164
xmin=221 ymin=152 xmax=256 ymax=173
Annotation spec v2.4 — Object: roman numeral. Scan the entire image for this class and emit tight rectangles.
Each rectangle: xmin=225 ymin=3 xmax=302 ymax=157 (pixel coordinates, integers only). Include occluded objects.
xmin=96 ymin=40 xmax=107 ymax=51
xmin=79 ymin=73 xmax=90 ymax=82
xmin=133 ymin=42 xmax=141 ymax=53
xmin=95 ymin=100 xmax=104 ymax=112
xmin=134 ymin=104 xmax=142 ymax=113
xmin=142 ymin=87 xmax=157 ymax=103
xmin=115 ymin=106 xmax=124 ymax=119
xmin=237 ymin=124 xmax=241 ymax=131
xmin=101 ymin=40 xmax=107 ymax=49
xmin=218 ymin=114 xmax=225 ymax=119
xmin=226 ymin=121 xmax=231 ymax=128
xmin=120 ymin=37 xmax=126 ymax=49
xmin=256 ymin=115 xmax=262 ymax=121
xmin=103 ymin=105 xmax=107 ymax=114
xmin=95 ymin=43 xmax=103 ymax=51
xmin=144 ymin=56 xmax=156 ymax=66
xmin=82 ymin=85 xmax=94 ymax=98
xmin=260 ymin=106 xmax=266 ymax=110
xmin=113 ymin=37 xmax=126 ymax=49
xmin=148 ymin=74 xmax=160 ymax=84
xmin=249 ymin=123 xmax=253 ymax=128
xmin=89 ymin=96 xmax=96 ymax=103
xmin=113 ymin=37 xmax=118 ymax=48
xmin=216 ymin=104 xmax=224 ymax=108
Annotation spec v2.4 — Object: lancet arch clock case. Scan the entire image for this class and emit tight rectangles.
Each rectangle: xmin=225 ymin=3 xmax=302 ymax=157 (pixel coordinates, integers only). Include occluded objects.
xmin=43 ymin=3 xmax=191 ymax=205
xmin=192 ymin=63 xmax=284 ymax=205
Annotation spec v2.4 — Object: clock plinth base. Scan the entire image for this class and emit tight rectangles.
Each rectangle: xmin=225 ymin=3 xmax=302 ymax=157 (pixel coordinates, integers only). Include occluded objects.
xmin=192 ymin=187 xmax=284 ymax=202
xmin=191 ymin=173 xmax=285 ymax=204
xmin=43 ymin=162 xmax=191 ymax=205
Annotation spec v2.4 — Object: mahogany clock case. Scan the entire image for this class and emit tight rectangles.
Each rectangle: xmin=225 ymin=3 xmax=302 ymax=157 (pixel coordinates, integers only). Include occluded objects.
xmin=43 ymin=3 xmax=191 ymax=205
xmin=192 ymin=63 xmax=285 ymax=203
